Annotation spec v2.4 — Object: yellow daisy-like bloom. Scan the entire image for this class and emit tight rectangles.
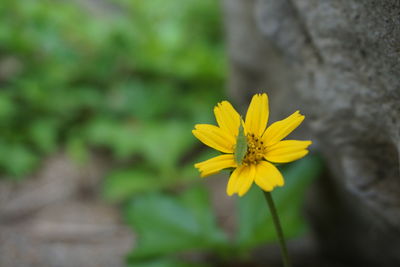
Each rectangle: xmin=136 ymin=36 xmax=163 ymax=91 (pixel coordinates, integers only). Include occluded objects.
xmin=192 ymin=93 xmax=312 ymax=197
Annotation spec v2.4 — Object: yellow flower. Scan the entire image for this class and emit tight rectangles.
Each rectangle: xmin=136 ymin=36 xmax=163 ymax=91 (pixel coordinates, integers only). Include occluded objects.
xmin=192 ymin=93 xmax=312 ymax=197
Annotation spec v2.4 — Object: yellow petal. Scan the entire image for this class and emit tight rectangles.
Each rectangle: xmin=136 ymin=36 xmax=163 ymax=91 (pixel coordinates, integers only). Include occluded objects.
xmin=194 ymin=154 xmax=237 ymax=177
xmin=226 ymin=165 xmax=256 ymax=196
xmin=193 ymin=124 xmax=235 ymax=153
xmin=226 ymin=165 xmax=245 ymax=196
xmin=245 ymin=93 xmax=269 ymax=137
xmin=254 ymin=161 xmax=284 ymax=192
xmin=265 ymin=140 xmax=312 ymax=163
xmin=238 ymin=164 xmax=256 ymax=196
xmin=214 ymin=101 xmax=241 ymax=137
xmin=262 ymin=111 xmax=305 ymax=146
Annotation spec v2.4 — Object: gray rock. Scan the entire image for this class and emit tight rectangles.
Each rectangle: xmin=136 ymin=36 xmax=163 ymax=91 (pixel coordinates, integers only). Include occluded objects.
xmin=222 ymin=0 xmax=400 ymax=265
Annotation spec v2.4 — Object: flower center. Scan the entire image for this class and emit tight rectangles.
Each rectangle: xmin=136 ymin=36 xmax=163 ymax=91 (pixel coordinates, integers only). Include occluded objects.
xmin=242 ymin=133 xmax=266 ymax=165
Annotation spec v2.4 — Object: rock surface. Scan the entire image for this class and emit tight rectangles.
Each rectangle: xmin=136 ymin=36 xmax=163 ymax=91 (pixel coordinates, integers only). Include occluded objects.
xmin=222 ymin=0 xmax=400 ymax=265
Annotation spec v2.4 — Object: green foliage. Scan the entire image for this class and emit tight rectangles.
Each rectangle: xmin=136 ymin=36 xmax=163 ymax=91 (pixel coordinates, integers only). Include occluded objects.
xmin=236 ymin=155 xmax=324 ymax=252
xmin=103 ymin=168 xmax=160 ymax=202
xmin=0 ymin=0 xmax=224 ymax=177
xmin=127 ymin=258 xmax=206 ymax=267
xmin=124 ymin=155 xmax=324 ymax=265
xmin=2 ymin=1 xmax=325 ymax=266
xmin=125 ymin=186 xmax=227 ymax=262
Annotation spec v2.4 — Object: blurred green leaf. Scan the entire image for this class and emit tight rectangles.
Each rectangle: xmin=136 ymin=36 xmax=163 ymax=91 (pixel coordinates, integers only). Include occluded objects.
xmin=128 ymin=257 xmax=205 ymax=267
xmin=0 ymin=0 xmax=224 ymax=178
xmin=236 ymin=155 xmax=324 ymax=251
xmin=124 ymin=186 xmax=227 ymax=260
xmin=0 ymin=93 xmax=15 ymax=120
xmin=141 ymin=121 xmax=196 ymax=172
xmin=66 ymin=137 xmax=89 ymax=165
xmin=29 ymin=119 xmax=58 ymax=154
xmin=111 ymin=123 xmax=143 ymax=159
xmin=0 ymin=143 xmax=39 ymax=178
xmin=103 ymin=168 xmax=161 ymax=202
xmin=85 ymin=118 xmax=142 ymax=159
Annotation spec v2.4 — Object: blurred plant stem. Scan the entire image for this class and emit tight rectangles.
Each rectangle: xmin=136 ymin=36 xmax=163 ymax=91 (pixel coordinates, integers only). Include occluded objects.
xmin=263 ymin=191 xmax=291 ymax=267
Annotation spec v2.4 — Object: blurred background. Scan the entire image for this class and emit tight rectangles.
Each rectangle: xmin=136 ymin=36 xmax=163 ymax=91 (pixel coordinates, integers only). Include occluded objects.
xmin=0 ymin=1 xmax=323 ymax=266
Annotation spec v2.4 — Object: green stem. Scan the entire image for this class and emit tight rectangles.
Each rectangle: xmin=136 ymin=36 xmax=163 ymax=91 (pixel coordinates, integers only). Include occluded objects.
xmin=263 ymin=191 xmax=291 ymax=267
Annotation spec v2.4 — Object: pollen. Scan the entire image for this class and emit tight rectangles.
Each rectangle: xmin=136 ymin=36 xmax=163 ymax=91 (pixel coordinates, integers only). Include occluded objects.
xmin=243 ymin=133 xmax=266 ymax=165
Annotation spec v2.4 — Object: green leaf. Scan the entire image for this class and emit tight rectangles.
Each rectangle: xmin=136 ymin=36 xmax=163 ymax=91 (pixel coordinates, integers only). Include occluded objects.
xmin=0 ymin=0 xmax=225 ymax=180
xmin=29 ymin=119 xmax=58 ymax=154
xmin=102 ymin=168 xmax=161 ymax=202
xmin=0 ymin=143 xmax=39 ymax=178
xmin=236 ymin=154 xmax=324 ymax=251
xmin=179 ymin=186 xmax=226 ymax=243
xmin=141 ymin=121 xmax=196 ymax=172
xmin=66 ymin=137 xmax=89 ymax=165
xmin=127 ymin=257 xmax=205 ymax=267
xmin=0 ymin=93 xmax=15 ymax=121
xmin=124 ymin=186 xmax=227 ymax=260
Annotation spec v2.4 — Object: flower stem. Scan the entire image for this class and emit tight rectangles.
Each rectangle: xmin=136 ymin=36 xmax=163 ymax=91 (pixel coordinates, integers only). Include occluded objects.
xmin=263 ymin=191 xmax=291 ymax=267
